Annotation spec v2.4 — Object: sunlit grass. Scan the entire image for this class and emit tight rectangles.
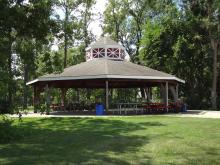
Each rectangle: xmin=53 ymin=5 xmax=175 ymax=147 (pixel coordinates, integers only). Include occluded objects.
xmin=0 ymin=116 xmax=220 ymax=165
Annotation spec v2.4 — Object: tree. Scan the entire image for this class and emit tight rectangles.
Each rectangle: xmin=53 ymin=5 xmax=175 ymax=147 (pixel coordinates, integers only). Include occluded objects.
xmin=140 ymin=1 xmax=213 ymax=109
xmin=0 ymin=0 xmax=56 ymax=110
xmin=0 ymin=0 xmax=18 ymax=109
xmin=81 ymin=0 xmax=96 ymax=48
xmin=103 ymin=0 xmax=172 ymax=62
xmin=182 ymin=0 xmax=220 ymax=109
xmin=206 ymin=1 xmax=220 ymax=110
xmin=56 ymin=0 xmax=82 ymax=68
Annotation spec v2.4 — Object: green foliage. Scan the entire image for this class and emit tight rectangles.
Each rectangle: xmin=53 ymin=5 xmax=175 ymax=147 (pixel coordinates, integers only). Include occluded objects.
xmin=55 ymin=0 xmax=95 ymax=68
xmin=103 ymin=0 xmax=175 ymax=61
xmin=39 ymin=103 xmax=50 ymax=115
xmin=0 ymin=115 xmax=22 ymax=143
xmin=140 ymin=4 xmax=213 ymax=109
xmin=0 ymin=0 xmax=58 ymax=112
xmin=67 ymin=46 xmax=86 ymax=65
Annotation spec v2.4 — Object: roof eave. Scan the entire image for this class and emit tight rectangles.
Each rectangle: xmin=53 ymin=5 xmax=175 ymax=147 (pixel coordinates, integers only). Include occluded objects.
xmin=26 ymin=75 xmax=185 ymax=84
xmin=26 ymin=79 xmax=39 ymax=85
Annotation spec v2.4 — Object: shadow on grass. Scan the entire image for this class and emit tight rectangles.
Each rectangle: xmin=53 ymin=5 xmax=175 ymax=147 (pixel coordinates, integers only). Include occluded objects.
xmin=0 ymin=118 xmax=165 ymax=165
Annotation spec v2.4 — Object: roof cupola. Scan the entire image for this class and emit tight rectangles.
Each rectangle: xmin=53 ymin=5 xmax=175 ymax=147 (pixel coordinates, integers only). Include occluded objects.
xmin=85 ymin=36 xmax=126 ymax=61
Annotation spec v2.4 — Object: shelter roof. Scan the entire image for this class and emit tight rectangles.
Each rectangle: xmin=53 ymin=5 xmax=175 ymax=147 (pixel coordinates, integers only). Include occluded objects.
xmin=27 ymin=59 xmax=185 ymax=86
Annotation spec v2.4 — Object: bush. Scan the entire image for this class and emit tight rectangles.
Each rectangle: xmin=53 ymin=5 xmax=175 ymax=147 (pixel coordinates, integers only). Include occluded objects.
xmin=0 ymin=100 xmax=10 ymax=114
xmin=40 ymin=103 xmax=50 ymax=115
xmin=0 ymin=115 xmax=23 ymax=143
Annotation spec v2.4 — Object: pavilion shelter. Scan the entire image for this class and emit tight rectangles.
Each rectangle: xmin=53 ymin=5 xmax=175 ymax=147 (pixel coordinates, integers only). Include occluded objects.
xmin=27 ymin=37 xmax=185 ymax=113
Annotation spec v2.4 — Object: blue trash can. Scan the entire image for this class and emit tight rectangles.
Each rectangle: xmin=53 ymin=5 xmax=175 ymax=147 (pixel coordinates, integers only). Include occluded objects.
xmin=181 ymin=104 xmax=187 ymax=112
xmin=96 ymin=104 xmax=104 ymax=115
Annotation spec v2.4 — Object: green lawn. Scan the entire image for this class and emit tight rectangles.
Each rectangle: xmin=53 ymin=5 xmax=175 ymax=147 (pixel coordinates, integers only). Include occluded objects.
xmin=0 ymin=116 xmax=220 ymax=165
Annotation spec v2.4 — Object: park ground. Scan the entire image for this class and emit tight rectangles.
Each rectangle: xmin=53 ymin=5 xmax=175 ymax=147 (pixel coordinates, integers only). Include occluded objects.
xmin=0 ymin=116 xmax=220 ymax=165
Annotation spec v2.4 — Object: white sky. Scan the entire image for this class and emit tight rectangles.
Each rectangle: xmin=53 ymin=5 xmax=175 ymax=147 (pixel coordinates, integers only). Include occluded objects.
xmin=51 ymin=0 xmax=107 ymax=50
xmin=89 ymin=0 xmax=107 ymax=37
xmin=55 ymin=0 xmax=107 ymax=37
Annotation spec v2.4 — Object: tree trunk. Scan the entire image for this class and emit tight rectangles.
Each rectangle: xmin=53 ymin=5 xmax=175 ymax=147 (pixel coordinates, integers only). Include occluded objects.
xmin=63 ymin=4 xmax=69 ymax=69
xmin=83 ymin=1 xmax=89 ymax=48
xmin=160 ymin=84 xmax=166 ymax=103
xmin=33 ymin=86 xmax=39 ymax=113
xmin=61 ymin=88 xmax=67 ymax=107
xmin=105 ymin=81 xmax=109 ymax=111
xmin=86 ymin=89 xmax=91 ymax=101
xmin=76 ymin=88 xmax=80 ymax=102
xmin=7 ymin=37 xmax=13 ymax=110
xmin=169 ymin=85 xmax=178 ymax=102
xmin=140 ymin=88 xmax=146 ymax=99
xmin=64 ymin=33 xmax=67 ymax=68
xmin=207 ymin=3 xmax=219 ymax=110
xmin=23 ymin=64 xmax=28 ymax=109
xmin=211 ymin=39 xmax=218 ymax=110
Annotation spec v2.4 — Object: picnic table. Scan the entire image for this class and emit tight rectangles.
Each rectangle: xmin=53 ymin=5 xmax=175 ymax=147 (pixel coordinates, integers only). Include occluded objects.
xmin=142 ymin=102 xmax=178 ymax=113
xmin=114 ymin=103 xmax=143 ymax=115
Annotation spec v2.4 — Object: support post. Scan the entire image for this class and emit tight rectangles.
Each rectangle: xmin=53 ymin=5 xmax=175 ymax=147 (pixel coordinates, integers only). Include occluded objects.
xmin=169 ymin=86 xmax=177 ymax=102
xmin=160 ymin=84 xmax=165 ymax=103
xmin=76 ymin=88 xmax=80 ymax=102
xmin=61 ymin=88 xmax=68 ymax=111
xmin=45 ymin=84 xmax=51 ymax=115
xmin=176 ymin=83 xmax=179 ymax=101
xmin=165 ymin=81 xmax=169 ymax=112
xmin=140 ymin=88 xmax=146 ymax=99
xmin=61 ymin=88 xmax=67 ymax=106
xmin=146 ymin=87 xmax=151 ymax=102
xmin=33 ymin=85 xmax=39 ymax=113
xmin=105 ymin=80 xmax=109 ymax=111
xmin=46 ymin=85 xmax=51 ymax=105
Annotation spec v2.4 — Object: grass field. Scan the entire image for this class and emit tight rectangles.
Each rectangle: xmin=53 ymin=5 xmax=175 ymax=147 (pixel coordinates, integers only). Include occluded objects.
xmin=0 ymin=116 xmax=220 ymax=165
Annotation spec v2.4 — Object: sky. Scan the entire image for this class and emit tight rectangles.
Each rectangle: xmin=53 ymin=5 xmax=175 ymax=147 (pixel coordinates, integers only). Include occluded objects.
xmin=89 ymin=0 xmax=107 ymax=37
xmin=51 ymin=0 xmax=107 ymax=51
xmin=55 ymin=0 xmax=107 ymax=37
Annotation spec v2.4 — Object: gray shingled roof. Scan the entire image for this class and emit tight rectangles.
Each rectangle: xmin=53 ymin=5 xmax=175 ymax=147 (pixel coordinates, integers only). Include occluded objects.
xmin=27 ymin=59 xmax=185 ymax=85
xmin=88 ymin=36 xmax=123 ymax=48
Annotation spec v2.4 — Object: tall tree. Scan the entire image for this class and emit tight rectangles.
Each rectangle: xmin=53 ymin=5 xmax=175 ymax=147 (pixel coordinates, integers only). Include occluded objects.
xmin=0 ymin=0 xmax=19 ymax=109
xmin=140 ymin=1 xmax=215 ymax=109
xmin=0 ymin=0 xmax=56 ymax=109
xmin=103 ymin=0 xmax=126 ymax=42
xmin=56 ymin=0 xmax=82 ymax=68
xmin=183 ymin=0 xmax=220 ymax=109
xmin=103 ymin=0 xmax=171 ymax=62
xmin=206 ymin=1 xmax=220 ymax=109
xmin=81 ymin=0 xmax=95 ymax=48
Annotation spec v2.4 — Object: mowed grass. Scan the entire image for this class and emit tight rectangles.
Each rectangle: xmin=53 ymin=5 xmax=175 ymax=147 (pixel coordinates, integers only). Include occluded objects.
xmin=0 ymin=116 xmax=220 ymax=165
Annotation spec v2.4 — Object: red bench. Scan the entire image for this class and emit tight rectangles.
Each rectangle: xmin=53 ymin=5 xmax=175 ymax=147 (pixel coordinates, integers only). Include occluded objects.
xmin=143 ymin=102 xmax=178 ymax=113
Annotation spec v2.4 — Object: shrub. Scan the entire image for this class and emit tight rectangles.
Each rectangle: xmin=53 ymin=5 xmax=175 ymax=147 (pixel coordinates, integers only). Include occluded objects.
xmin=0 ymin=100 xmax=10 ymax=114
xmin=0 ymin=115 xmax=23 ymax=143
xmin=40 ymin=103 xmax=50 ymax=115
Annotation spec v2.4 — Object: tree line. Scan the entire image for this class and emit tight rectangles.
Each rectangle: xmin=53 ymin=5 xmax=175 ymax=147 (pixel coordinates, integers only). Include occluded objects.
xmin=103 ymin=0 xmax=220 ymax=110
xmin=0 ymin=0 xmax=219 ymax=112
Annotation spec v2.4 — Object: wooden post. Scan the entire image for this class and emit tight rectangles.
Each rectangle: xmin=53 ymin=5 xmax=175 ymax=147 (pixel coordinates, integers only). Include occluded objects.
xmin=33 ymin=85 xmax=38 ymax=113
xmin=61 ymin=88 xmax=67 ymax=106
xmin=45 ymin=84 xmax=51 ymax=115
xmin=105 ymin=80 xmax=109 ymax=111
xmin=46 ymin=85 xmax=51 ymax=105
xmin=160 ymin=84 xmax=166 ymax=103
xmin=76 ymin=88 xmax=80 ymax=102
xmin=176 ymin=83 xmax=179 ymax=101
xmin=165 ymin=81 xmax=169 ymax=112
xmin=146 ymin=87 xmax=151 ymax=102
xmin=169 ymin=85 xmax=177 ymax=102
